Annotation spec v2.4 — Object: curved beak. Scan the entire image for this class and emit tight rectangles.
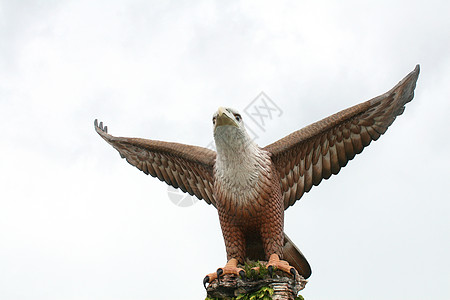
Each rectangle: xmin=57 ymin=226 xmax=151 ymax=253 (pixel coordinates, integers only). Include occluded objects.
xmin=215 ymin=107 xmax=238 ymax=128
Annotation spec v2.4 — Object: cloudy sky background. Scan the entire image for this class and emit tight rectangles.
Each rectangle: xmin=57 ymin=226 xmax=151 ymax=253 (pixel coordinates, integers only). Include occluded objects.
xmin=1 ymin=1 xmax=449 ymax=299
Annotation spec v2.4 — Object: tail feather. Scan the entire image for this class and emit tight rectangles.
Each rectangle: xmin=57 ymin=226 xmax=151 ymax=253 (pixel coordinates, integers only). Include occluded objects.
xmin=283 ymin=233 xmax=312 ymax=279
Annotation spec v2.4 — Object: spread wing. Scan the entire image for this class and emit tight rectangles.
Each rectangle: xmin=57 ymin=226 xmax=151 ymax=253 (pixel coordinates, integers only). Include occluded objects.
xmin=94 ymin=120 xmax=217 ymax=206
xmin=264 ymin=65 xmax=420 ymax=209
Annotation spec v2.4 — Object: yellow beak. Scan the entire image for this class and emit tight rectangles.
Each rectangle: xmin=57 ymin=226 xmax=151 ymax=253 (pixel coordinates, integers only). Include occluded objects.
xmin=215 ymin=107 xmax=238 ymax=127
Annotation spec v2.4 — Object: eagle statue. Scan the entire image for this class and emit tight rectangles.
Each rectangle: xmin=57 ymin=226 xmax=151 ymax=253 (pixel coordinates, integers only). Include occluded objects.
xmin=94 ymin=65 xmax=419 ymax=287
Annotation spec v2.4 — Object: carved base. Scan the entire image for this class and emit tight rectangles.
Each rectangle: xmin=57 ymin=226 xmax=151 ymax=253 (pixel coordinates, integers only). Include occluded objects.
xmin=206 ymin=272 xmax=307 ymax=300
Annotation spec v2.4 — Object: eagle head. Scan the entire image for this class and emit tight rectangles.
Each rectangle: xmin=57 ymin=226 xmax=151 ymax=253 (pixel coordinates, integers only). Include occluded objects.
xmin=213 ymin=107 xmax=253 ymax=151
xmin=213 ymin=107 xmax=242 ymax=129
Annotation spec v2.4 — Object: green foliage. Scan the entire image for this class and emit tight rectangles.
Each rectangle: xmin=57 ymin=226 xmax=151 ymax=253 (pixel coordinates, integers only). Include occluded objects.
xmin=236 ymin=286 xmax=273 ymax=300
xmin=242 ymin=260 xmax=269 ymax=279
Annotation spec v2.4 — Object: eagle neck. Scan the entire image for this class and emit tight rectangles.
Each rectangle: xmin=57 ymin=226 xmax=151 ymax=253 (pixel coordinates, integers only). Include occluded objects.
xmin=214 ymin=129 xmax=272 ymax=208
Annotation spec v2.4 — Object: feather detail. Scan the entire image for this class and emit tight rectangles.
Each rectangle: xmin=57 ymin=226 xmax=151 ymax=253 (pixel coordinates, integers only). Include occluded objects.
xmin=262 ymin=65 xmax=419 ymax=209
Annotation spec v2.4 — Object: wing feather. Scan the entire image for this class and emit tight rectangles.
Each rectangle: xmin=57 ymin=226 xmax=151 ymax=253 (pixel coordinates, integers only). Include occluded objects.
xmin=264 ymin=65 xmax=420 ymax=209
xmin=94 ymin=121 xmax=217 ymax=206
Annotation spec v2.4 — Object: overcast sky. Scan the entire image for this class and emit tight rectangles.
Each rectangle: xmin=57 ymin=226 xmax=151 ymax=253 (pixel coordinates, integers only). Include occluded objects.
xmin=1 ymin=1 xmax=449 ymax=299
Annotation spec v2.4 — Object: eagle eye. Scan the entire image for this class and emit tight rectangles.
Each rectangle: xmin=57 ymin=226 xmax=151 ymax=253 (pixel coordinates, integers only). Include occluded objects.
xmin=234 ymin=114 xmax=242 ymax=122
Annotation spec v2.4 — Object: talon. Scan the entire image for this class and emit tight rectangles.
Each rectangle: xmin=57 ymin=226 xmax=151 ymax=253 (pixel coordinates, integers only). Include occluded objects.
xmin=203 ymin=276 xmax=210 ymax=289
xmin=290 ymin=267 xmax=297 ymax=281
xmin=267 ymin=254 xmax=297 ymax=279
xmin=217 ymin=268 xmax=223 ymax=283
xmin=94 ymin=119 xmax=98 ymax=127
xmin=204 ymin=259 xmax=243 ymax=286
xmin=268 ymin=265 xmax=274 ymax=277
xmin=99 ymin=121 xmax=103 ymax=130
xmin=104 ymin=125 xmax=108 ymax=133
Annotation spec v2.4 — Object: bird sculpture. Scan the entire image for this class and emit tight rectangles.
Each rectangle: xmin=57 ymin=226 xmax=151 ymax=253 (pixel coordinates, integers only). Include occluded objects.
xmin=94 ymin=65 xmax=419 ymax=287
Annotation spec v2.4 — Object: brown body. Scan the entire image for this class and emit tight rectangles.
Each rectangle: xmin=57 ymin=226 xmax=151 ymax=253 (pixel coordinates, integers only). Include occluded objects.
xmin=215 ymin=162 xmax=284 ymax=263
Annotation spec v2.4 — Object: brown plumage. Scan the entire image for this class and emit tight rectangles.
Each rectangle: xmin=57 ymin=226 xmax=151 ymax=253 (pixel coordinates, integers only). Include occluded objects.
xmin=94 ymin=65 xmax=419 ymax=282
